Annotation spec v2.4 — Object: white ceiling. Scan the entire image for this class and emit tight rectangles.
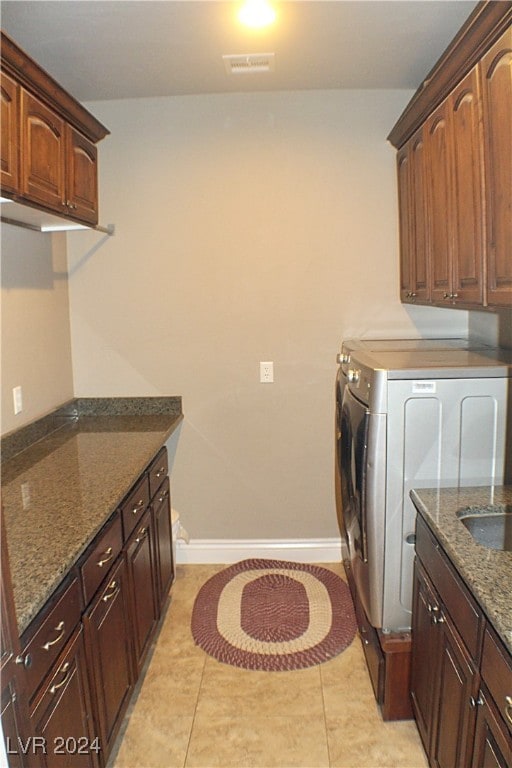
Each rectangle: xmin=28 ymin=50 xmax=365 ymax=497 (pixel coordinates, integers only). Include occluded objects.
xmin=1 ymin=0 xmax=479 ymax=101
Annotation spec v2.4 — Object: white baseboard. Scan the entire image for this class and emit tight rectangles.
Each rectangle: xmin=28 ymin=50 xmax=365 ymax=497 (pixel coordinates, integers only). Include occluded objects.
xmin=175 ymin=537 xmax=343 ymax=564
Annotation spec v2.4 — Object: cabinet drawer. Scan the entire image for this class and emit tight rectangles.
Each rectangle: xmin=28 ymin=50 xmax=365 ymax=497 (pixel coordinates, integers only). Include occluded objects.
xmin=80 ymin=512 xmax=123 ymax=605
xmin=416 ymin=516 xmax=483 ymax=660
xmin=22 ymin=577 xmax=82 ymax=701
xmin=120 ymin=475 xmax=150 ymax=541
xmin=481 ymin=625 xmax=512 ymax=734
xmin=148 ymin=447 xmax=168 ymax=499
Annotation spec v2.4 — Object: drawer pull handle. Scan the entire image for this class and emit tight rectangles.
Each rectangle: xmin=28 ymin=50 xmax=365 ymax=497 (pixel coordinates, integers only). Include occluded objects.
xmin=158 ymin=491 xmax=169 ymax=504
xmin=102 ymin=580 xmax=119 ymax=602
xmin=132 ymin=499 xmax=145 ymax=515
xmin=50 ymin=663 xmax=70 ymax=695
xmin=97 ymin=547 xmax=113 ymax=567
xmin=42 ymin=621 xmax=65 ymax=651
xmin=135 ymin=527 xmax=147 ymax=544
xmin=505 ymin=696 xmax=512 ymax=726
xmin=470 ymin=694 xmax=483 ymax=708
xmin=155 ymin=467 xmax=166 ymax=478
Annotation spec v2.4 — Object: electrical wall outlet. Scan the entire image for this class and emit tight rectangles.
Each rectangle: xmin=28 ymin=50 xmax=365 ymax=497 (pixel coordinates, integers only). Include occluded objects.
xmin=260 ymin=361 xmax=274 ymax=383
xmin=13 ymin=385 xmax=23 ymax=414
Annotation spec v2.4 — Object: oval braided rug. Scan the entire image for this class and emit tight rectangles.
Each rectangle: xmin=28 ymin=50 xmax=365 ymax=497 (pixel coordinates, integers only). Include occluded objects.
xmin=191 ymin=559 xmax=357 ymax=671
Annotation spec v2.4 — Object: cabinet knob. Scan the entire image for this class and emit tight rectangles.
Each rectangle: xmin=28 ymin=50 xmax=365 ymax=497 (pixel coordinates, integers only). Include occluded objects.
xmin=15 ymin=653 xmax=32 ymax=669
xmin=470 ymin=694 xmax=484 ymax=708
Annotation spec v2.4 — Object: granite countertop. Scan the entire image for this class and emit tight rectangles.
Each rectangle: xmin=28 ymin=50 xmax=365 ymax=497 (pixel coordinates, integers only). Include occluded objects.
xmin=410 ymin=485 xmax=512 ymax=655
xmin=1 ymin=397 xmax=183 ymax=636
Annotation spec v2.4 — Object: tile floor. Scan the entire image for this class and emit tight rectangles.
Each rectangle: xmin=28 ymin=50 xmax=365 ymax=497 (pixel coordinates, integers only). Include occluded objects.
xmin=109 ymin=563 xmax=429 ymax=768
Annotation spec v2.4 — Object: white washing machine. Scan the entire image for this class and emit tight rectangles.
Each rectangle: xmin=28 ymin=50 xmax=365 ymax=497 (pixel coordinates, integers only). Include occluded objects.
xmin=337 ymin=344 xmax=511 ymax=633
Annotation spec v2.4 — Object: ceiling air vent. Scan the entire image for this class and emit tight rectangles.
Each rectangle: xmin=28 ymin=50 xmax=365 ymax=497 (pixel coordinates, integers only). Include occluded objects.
xmin=223 ymin=53 xmax=275 ymax=75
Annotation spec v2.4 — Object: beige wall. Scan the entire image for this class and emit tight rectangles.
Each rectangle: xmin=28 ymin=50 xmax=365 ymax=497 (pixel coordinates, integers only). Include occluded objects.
xmin=65 ymin=89 xmax=468 ymax=540
xmin=1 ymin=226 xmax=74 ymax=435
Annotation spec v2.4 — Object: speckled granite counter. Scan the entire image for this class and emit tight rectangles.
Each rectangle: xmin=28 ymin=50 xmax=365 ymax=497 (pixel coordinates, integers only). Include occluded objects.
xmin=1 ymin=397 xmax=183 ymax=636
xmin=410 ymin=485 xmax=512 ymax=655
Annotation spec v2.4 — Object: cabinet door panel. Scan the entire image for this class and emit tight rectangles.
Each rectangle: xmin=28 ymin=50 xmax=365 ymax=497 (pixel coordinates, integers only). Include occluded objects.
xmin=450 ymin=67 xmax=485 ymax=305
xmin=83 ymin=557 xmax=133 ymax=757
xmin=426 ymin=104 xmax=454 ymax=303
xmin=481 ymin=26 xmax=512 ymax=307
xmin=66 ymin=127 xmax=98 ymax=225
xmin=30 ymin=627 xmax=98 ymax=768
xmin=410 ymin=558 xmax=440 ymax=754
xmin=153 ymin=478 xmax=174 ymax=611
xmin=126 ymin=509 xmax=157 ymax=674
xmin=410 ymin=129 xmax=429 ymax=301
xmin=431 ymin=615 xmax=478 ymax=768
xmin=1 ymin=72 xmax=19 ymax=195
xmin=397 ymin=145 xmax=413 ymax=301
xmin=20 ymin=90 xmax=65 ymax=211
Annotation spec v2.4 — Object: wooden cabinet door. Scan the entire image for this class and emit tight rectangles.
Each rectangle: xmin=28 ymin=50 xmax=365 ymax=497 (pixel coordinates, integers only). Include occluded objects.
xmin=66 ymin=127 xmax=98 ymax=226
xmin=481 ymin=26 xmax=512 ymax=308
xmin=152 ymin=478 xmax=174 ymax=611
xmin=426 ymin=100 xmax=454 ymax=304
xmin=1 ymin=72 xmax=19 ymax=195
xmin=30 ymin=627 xmax=99 ymax=768
xmin=471 ymin=687 xmax=512 ymax=768
xmin=449 ymin=66 xmax=485 ymax=305
xmin=20 ymin=90 xmax=66 ymax=212
xmin=397 ymin=144 xmax=413 ymax=301
xmin=83 ymin=557 xmax=134 ymax=760
xmin=397 ymin=128 xmax=429 ymax=303
xmin=430 ymin=614 xmax=479 ymax=768
xmin=410 ymin=558 xmax=440 ymax=754
xmin=125 ymin=509 xmax=157 ymax=675
xmin=410 ymin=128 xmax=429 ymax=302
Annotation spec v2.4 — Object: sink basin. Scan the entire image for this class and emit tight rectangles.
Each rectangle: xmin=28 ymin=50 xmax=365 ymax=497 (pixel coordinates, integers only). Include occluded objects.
xmin=458 ymin=505 xmax=512 ymax=552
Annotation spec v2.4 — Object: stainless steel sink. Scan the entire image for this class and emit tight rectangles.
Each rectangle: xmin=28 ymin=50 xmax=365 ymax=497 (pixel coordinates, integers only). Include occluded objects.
xmin=457 ymin=505 xmax=512 ymax=552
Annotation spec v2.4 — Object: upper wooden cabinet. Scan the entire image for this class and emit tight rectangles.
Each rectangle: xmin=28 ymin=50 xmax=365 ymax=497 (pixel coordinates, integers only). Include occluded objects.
xmin=389 ymin=2 xmax=512 ymax=311
xmin=0 ymin=30 xmax=108 ymax=227
xmin=481 ymin=25 xmax=512 ymax=307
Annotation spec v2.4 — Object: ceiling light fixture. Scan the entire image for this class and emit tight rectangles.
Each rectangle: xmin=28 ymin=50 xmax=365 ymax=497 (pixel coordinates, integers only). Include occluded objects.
xmin=238 ymin=0 xmax=276 ymax=29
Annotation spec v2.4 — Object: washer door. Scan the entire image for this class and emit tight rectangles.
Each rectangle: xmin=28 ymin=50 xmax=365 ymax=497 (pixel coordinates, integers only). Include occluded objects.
xmin=340 ymin=386 xmax=369 ymax=563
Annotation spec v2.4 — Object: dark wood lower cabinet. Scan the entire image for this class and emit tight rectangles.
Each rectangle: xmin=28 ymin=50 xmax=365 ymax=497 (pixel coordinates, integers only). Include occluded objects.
xmin=83 ymin=557 xmax=134 ymax=763
xmin=2 ymin=447 xmax=176 ymax=768
xmin=411 ymin=515 xmax=512 ymax=768
xmin=29 ymin=628 xmax=98 ymax=768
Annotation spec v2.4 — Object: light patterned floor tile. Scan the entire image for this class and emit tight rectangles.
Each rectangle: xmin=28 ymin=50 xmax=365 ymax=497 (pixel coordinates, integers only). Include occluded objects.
xmin=107 ymin=563 xmax=427 ymax=768
xmin=185 ymin=714 xmax=330 ymax=768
